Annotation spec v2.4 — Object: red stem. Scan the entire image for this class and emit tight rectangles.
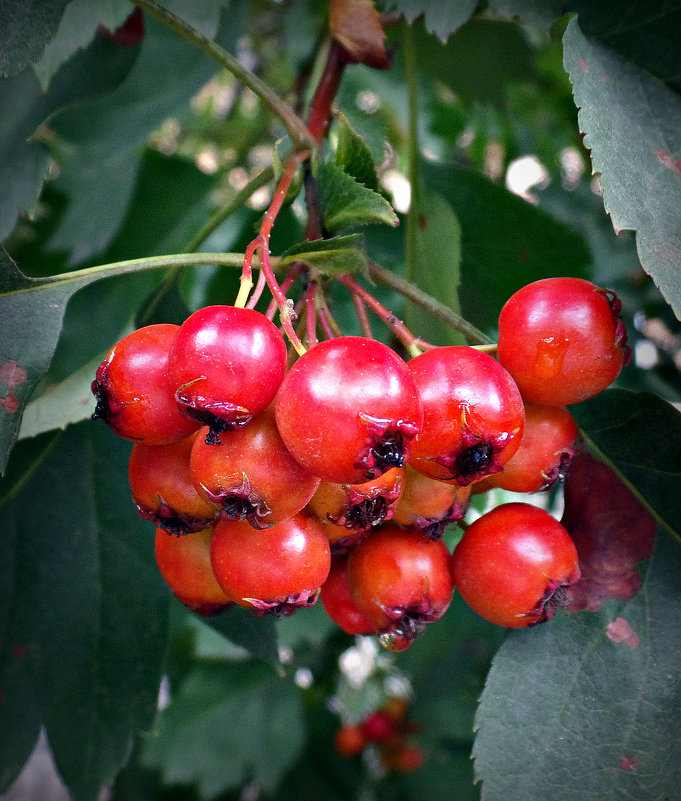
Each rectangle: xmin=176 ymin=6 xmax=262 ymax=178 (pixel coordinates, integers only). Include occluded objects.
xmin=352 ymin=292 xmax=374 ymax=339
xmin=305 ymin=282 xmax=319 ymax=347
xmin=265 ymin=266 xmax=302 ymax=320
xmin=337 ymin=274 xmax=436 ymax=356
xmin=306 ymin=40 xmax=347 ymax=145
xmin=239 ymin=37 xmax=348 ymax=345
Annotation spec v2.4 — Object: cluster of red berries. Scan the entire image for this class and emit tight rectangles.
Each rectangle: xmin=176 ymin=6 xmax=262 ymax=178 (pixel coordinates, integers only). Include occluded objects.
xmin=335 ymin=698 xmax=424 ymax=774
xmin=92 ymin=277 xmax=628 ymax=643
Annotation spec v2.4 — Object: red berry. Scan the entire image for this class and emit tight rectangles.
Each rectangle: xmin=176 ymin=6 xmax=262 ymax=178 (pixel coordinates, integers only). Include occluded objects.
xmin=382 ymin=742 xmax=425 ymax=773
xmin=362 ymin=711 xmax=397 ymax=743
xmin=154 ymin=526 xmax=232 ymax=616
xmin=307 ymin=467 xmax=404 ymax=542
xmin=320 ymin=555 xmax=381 ymax=635
xmin=450 ymin=502 xmax=580 ymax=627
xmin=92 ymin=324 xmax=199 ymax=445
xmin=275 ymin=337 xmax=422 ymax=485
xmin=210 ymin=512 xmax=331 ymax=616
xmin=335 ymin=723 xmax=366 ymax=757
xmin=393 ymin=463 xmax=471 ymax=540
xmin=168 ymin=306 xmax=287 ymax=443
xmin=480 ymin=402 xmax=577 ymax=494
xmin=190 ymin=405 xmax=320 ymax=529
xmin=128 ymin=433 xmax=218 ymax=535
xmin=497 ymin=277 xmax=628 ymax=406
xmin=408 ymin=346 xmax=525 ymax=485
xmin=346 ymin=524 xmax=454 ymax=648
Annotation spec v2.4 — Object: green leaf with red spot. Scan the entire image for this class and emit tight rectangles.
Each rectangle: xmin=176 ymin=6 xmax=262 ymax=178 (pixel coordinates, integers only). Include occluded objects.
xmin=0 ymin=249 xmax=228 ymax=475
xmin=563 ymin=16 xmax=681 ymax=319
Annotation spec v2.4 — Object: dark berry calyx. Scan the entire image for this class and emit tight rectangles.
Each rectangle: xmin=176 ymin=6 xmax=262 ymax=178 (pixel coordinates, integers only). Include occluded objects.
xmin=175 ymin=384 xmax=251 ymax=445
xmin=371 ymin=434 xmax=405 ymax=473
xmin=454 ymin=442 xmax=493 ymax=481
xmin=414 ymin=497 xmax=468 ymax=542
xmin=527 ymin=572 xmax=581 ymax=626
xmin=135 ymin=501 xmax=212 ymax=537
xmin=355 ymin=415 xmax=420 ymax=480
xmin=434 ymin=423 xmax=513 ymax=486
xmin=343 ymin=497 xmax=389 ymax=530
xmin=600 ymin=287 xmax=631 ymax=365
xmin=540 ymin=447 xmax=575 ymax=491
xmin=221 ymin=495 xmax=257 ymax=521
xmin=90 ymin=373 xmax=130 ymax=428
xmin=202 ymin=474 xmax=272 ymax=529
xmin=245 ymin=589 xmax=320 ymax=617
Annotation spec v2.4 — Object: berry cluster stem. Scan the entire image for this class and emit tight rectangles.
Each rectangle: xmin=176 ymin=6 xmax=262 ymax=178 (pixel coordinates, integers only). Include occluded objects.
xmin=238 ymin=151 xmax=310 ymax=356
xmin=130 ymin=0 xmax=315 ymax=151
xmin=336 ymin=274 xmax=432 ymax=358
xmin=367 ymin=262 xmax=493 ymax=346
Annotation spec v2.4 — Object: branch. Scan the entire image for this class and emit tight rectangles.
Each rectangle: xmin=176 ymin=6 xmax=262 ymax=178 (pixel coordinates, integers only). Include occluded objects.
xmin=367 ymin=262 xmax=493 ymax=346
xmin=38 ymin=252 xmax=264 ymax=289
xmin=130 ymin=0 xmax=316 ymax=150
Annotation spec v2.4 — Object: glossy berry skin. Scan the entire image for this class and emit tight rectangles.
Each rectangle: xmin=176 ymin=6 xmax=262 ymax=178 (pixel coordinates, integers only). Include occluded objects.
xmin=320 ymin=555 xmax=382 ymax=635
xmin=408 ymin=347 xmax=525 ymax=486
xmin=128 ymin=434 xmax=218 ymax=535
xmin=210 ymin=512 xmax=331 ymax=616
xmin=450 ymin=502 xmax=580 ymax=628
xmin=497 ymin=277 xmax=628 ymax=406
xmin=393 ymin=463 xmax=471 ymax=541
xmin=346 ymin=524 xmax=454 ymax=647
xmin=92 ymin=324 xmax=199 ymax=445
xmin=275 ymin=337 xmax=423 ymax=485
xmin=190 ymin=405 xmax=320 ymax=529
xmin=479 ymin=402 xmax=577 ymax=494
xmin=154 ymin=526 xmax=232 ymax=616
xmin=168 ymin=306 xmax=287 ymax=443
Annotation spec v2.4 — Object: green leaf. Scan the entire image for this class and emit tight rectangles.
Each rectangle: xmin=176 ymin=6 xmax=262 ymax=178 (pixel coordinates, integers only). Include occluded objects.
xmin=105 ymin=149 xmax=221 ymax=262
xmin=0 ymin=250 xmax=100 ymax=475
xmin=413 ymin=18 xmax=539 ymax=107
xmin=279 ymin=234 xmax=368 ymax=276
xmin=563 ymin=17 xmax=681 ymax=320
xmin=0 ymin=0 xmax=70 ymax=77
xmin=334 ymin=112 xmax=378 ymax=191
xmin=422 ymin=163 xmax=591 ymax=333
xmin=316 ymin=162 xmax=398 ymax=234
xmin=46 ymin=13 xmax=239 ymax=263
xmin=0 ymin=27 xmax=138 ymax=241
xmin=203 ymin=606 xmax=280 ymax=668
xmin=409 ymin=189 xmax=465 ymax=346
xmin=570 ymin=388 xmax=681 ymax=542
xmin=400 ymin=593 xmax=505 ymax=743
xmin=0 ymin=431 xmax=43 ymax=790
xmin=0 ymin=423 xmax=169 ymax=801
xmin=33 ymin=0 xmax=132 ymax=90
xmin=571 ymin=2 xmax=681 ymax=93
xmin=486 ymin=0 xmax=563 ymax=31
xmin=18 ymin=355 xmax=102 ymax=441
xmin=491 ymin=1 xmax=681 ymax=89
xmin=393 ymin=0 xmax=478 ymax=43
xmin=142 ymin=660 xmax=305 ymax=797
xmin=473 ymin=531 xmax=681 ymax=800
